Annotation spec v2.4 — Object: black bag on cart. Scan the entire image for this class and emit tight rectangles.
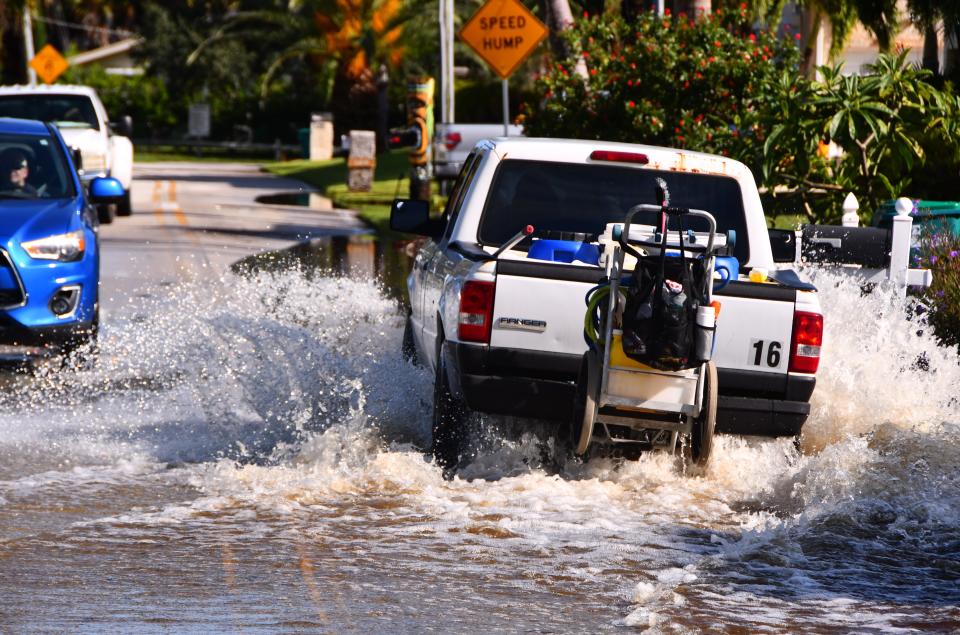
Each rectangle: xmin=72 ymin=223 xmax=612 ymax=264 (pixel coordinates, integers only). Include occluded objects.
xmin=620 ymin=219 xmax=706 ymax=371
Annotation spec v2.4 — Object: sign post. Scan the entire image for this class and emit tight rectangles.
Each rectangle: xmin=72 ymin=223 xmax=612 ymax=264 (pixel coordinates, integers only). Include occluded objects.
xmin=459 ymin=0 xmax=548 ymax=135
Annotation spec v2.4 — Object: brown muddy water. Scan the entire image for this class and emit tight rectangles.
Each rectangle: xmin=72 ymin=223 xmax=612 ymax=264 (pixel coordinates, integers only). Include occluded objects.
xmin=0 ymin=233 xmax=958 ymax=633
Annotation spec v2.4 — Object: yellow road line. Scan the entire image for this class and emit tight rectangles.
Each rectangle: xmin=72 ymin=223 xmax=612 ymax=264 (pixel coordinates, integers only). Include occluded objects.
xmin=152 ymin=181 xmax=163 ymax=222
xmin=295 ymin=540 xmax=329 ymax=625
xmin=170 ymin=184 xmax=188 ymax=227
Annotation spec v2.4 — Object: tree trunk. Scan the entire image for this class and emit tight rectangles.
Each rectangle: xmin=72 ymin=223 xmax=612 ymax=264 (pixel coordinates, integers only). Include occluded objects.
xmin=540 ymin=0 xmax=588 ymax=79
xmin=946 ymin=21 xmax=960 ymax=80
xmin=330 ymin=63 xmax=379 ymax=143
xmin=0 ymin=6 xmax=28 ymax=86
xmin=799 ymin=8 xmax=824 ymax=78
xmin=922 ymin=22 xmax=940 ymax=75
xmin=690 ymin=0 xmax=711 ymax=20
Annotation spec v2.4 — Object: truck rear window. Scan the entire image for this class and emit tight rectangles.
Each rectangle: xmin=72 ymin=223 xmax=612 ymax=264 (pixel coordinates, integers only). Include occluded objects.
xmin=478 ymin=159 xmax=750 ymax=263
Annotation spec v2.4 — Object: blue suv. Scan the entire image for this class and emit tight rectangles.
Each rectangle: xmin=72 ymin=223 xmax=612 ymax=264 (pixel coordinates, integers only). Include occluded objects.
xmin=0 ymin=117 xmax=122 ymax=359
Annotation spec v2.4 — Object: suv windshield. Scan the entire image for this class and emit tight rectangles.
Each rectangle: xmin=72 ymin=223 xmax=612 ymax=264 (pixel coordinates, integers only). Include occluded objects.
xmin=0 ymin=95 xmax=99 ymax=130
xmin=0 ymin=132 xmax=76 ymax=199
xmin=478 ymin=159 xmax=750 ymax=263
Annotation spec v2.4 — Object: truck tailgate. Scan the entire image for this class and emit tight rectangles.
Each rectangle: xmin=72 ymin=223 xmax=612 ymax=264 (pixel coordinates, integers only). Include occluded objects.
xmin=490 ymin=259 xmax=597 ymax=355
xmin=491 ymin=261 xmax=799 ymax=378
xmin=713 ymin=282 xmax=796 ymax=374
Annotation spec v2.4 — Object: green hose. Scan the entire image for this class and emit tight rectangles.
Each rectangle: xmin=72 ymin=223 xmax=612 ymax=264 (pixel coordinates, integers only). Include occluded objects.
xmin=584 ymin=286 xmax=624 ymax=348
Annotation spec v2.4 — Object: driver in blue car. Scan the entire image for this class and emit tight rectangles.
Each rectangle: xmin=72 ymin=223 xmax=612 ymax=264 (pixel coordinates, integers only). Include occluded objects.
xmin=0 ymin=147 xmax=38 ymax=196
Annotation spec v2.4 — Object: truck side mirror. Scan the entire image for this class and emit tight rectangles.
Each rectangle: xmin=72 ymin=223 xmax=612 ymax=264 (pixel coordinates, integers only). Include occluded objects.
xmin=768 ymin=228 xmax=797 ymax=263
xmin=390 ymin=198 xmax=433 ymax=235
xmin=111 ymin=115 xmax=133 ymax=138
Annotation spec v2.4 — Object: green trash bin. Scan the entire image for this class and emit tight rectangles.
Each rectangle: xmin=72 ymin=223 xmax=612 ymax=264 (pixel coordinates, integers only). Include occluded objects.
xmin=873 ymin=200 xmax=960 ymax=236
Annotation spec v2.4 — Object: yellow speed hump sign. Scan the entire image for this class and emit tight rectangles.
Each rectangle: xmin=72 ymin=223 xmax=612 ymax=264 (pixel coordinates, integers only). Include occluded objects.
xmin=459 ymin=0 xmax=548 ymax=79
xmin=30 ymin=44 xmax=69 ymax=85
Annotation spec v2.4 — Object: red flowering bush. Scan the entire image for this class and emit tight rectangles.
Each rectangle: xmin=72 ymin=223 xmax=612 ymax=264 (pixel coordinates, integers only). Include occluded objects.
xmin=522 ymin=6 xmax=800 ymax=175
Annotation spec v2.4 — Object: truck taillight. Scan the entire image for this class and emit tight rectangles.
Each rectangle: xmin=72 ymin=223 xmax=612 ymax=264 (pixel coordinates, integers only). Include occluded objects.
xmin=459 ymin=280 xmax=495 ymax=343
xmin=589 ymin=150 xmax=649 ymax=164
xmin=444 ymin=132 xmax=462 ymax=151
xmin=789 ymin=311 xmax=823 ymax=374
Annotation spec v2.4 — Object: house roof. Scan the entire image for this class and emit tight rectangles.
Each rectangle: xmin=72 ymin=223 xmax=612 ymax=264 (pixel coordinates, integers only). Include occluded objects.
xmin=67 ymin=37 xmax=142 ymax=66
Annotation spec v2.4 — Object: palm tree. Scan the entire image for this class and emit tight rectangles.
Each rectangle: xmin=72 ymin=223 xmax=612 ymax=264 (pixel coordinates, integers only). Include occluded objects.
xmin=189 ymin=0 xmax=422 ymax=139
xmin=907 ymin=0 xmax=960 ymax=77
xmin=794 ymin=0 xmax=900 ymax=76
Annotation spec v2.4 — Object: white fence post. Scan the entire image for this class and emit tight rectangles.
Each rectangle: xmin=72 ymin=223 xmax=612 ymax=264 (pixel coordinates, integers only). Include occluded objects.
xmin=888 ymin=197 xmax=916 ymax=294
xmin=842 ymin=192 xmax=860 ymax=227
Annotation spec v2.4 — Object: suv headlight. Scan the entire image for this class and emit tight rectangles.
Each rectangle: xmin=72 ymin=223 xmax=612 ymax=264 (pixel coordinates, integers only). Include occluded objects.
xmin=22 ymin=230 xmax=86 ymax=262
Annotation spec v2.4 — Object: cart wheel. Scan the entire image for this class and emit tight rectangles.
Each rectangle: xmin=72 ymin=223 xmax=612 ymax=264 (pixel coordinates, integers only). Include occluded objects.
xmin=687 ymin=360 xmax=717 ymax=466
xmin=573 ymin=350 xmax=600 ymax=456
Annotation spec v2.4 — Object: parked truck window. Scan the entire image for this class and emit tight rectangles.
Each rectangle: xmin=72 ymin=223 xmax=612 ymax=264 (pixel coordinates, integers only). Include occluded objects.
xmin=478 ymin=159 xmax=750 ymax=263
xmin=0 ymin=95 xmax=101 ymax=130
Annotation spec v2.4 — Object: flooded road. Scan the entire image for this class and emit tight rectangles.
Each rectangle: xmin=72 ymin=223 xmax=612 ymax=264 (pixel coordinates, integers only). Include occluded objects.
xmin=1 ymin=169 xmax=959 ymax=631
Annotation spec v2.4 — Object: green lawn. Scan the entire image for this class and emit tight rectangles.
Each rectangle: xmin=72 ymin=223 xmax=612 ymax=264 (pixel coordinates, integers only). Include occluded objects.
xmin=264 ymin=150 xmax=415 ymax=230
xmin=136 ymin=149 xmax=280 ymax=163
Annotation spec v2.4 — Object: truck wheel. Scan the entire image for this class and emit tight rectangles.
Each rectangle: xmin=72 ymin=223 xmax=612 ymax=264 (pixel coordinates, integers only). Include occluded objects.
xmin=431 ymin=345 xmax=467 ymax=476
xmin=97 ymin=204 xmax=115 ymax=225
xmin=116 ymin=190 xmax=132 ymax=216
xmin=687 ymin=361 xmax=717 ymax=466
xmin=573 ymin=350 xmax=600 ymax=456
xmin=401 ymin=316 xmax=419 ymax=365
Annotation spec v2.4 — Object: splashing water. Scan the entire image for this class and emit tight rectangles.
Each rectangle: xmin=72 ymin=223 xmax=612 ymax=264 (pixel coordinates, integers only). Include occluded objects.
xmin=0 ymin=263 xmax=957 ymax=632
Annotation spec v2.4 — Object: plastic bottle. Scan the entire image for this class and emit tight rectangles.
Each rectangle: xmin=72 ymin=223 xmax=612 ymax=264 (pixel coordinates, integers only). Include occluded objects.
xmin=749 ymin=267 xmax=768 ymax=283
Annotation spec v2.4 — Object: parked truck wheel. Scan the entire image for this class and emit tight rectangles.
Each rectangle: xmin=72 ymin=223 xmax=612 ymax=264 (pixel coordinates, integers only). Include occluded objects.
xmin=686 ymin=361 xmax=717 ymax=466
xmin=431 ymin=345 xmax=467 ymax=476
xmin=97 ymin=204 xmax=115 ymax=225
xmin=573 ymin=350 xmax=600 ymax=456
xmin=116 ymin=190 xmax=132 ymax=216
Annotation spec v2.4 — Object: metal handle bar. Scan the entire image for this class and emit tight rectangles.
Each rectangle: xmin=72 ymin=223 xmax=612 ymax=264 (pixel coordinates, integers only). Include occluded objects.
xmin=620 ymin=203 xmax=718 ymax=256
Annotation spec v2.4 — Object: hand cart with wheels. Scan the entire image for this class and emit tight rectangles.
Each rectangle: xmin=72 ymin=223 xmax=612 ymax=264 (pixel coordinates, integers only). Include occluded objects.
xmin=574 ymin=182 xmax=726 ymax=466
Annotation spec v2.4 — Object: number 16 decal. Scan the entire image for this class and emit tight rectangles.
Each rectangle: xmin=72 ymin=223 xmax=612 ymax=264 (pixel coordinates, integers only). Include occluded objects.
xmin=750 ymin=339 xmax=782 ymax=367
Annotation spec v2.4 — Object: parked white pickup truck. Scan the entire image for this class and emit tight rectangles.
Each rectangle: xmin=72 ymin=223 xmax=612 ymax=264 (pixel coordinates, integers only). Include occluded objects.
xmin=433 ymin=122 xmax=522 ymax=184
xmin=394 ymin=138 xmax=825 ymax=472
xmin=0 ymin=84 xmax=134 ymax=224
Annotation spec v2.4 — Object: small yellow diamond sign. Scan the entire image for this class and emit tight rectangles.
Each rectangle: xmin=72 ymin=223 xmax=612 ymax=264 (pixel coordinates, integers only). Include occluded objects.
xmin=460 ymin=0 xmax=548 ymax=79
xmin=30 ymin=44 xmax=69 ymax=85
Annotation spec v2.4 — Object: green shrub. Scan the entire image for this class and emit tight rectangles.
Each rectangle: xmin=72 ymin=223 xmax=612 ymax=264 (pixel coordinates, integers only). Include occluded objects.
xmin=521 ymin=6 xmax=800 ymax=175
xmin=521 ymin=10 xmax=960 ymax=226
xmin=61 ymin=65 xmax=177 ymax=138
xmin=763 ymin=53 xmax=960 ymax=224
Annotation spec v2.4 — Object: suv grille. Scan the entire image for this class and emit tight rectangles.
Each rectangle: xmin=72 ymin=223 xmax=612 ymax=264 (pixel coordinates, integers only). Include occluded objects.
xmin=0 ymin=249 xmax=25 ymax=309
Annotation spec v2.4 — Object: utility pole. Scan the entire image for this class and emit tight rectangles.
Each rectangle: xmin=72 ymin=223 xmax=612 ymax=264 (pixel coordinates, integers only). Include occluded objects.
xmin=439 ymin=0 xmax=455 ymax=124
xmin=24 ymin=6 xmax=37 ymax=86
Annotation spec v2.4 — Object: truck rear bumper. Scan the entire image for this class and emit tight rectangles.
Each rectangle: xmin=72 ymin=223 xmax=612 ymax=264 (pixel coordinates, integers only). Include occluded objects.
xmin=449 ymin=343 xmax=578 ymax=420
xmin=715 ymin=396 xmax=809 ymax=437
xmin=449 ymin=343 xmax=814 ymax=436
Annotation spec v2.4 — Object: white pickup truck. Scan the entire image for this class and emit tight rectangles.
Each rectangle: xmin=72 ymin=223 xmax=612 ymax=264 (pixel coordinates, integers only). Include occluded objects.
xmin=433 ymin=122 xmax=522 ymax=184
xmin=394 ymin=138 xmax=823 ymax=472
xmin=0 ymin=84 xmax=134 ymax=224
